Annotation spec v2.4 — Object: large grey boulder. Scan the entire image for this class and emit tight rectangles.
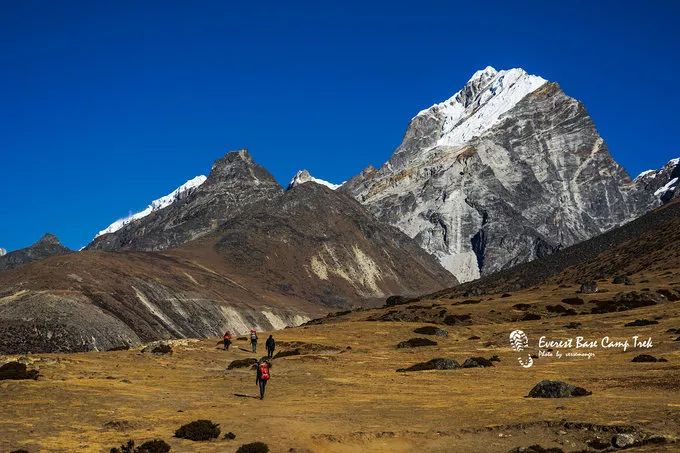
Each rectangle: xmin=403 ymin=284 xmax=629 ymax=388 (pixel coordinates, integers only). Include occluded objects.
xmin=527 ymin=380 xmax=591 ymax=398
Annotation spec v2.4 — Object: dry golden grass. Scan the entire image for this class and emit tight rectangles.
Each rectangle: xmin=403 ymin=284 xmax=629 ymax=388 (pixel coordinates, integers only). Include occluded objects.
xmin=1 ymin=269 xmax=679 ymax=452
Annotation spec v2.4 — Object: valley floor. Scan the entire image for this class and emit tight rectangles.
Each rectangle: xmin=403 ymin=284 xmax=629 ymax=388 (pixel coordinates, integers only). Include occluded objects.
xmin=1 ymin=269 xmax=679 ymax=452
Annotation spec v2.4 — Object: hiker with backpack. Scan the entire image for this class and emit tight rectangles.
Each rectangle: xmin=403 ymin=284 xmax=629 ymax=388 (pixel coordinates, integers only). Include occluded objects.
xmin=250 ymin=328 xmax=258 ymax=353
xmin=223 ymin=330 xmax=232 ymax=350
xmin=266 ymin=335 xmax=276 ymax=359
xmin=255 ymin=359 xmax=271 ymax=400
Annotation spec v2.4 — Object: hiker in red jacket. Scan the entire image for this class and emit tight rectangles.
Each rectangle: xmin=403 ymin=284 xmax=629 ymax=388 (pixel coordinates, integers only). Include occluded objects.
xmin=256 ymin=359 xmax=270 ymax=400
xmin=223 ymin=331 xmax=232 ymax=350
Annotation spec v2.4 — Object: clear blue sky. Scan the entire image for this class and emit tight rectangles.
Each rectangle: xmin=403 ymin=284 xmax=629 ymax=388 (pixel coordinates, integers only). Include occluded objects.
xmin=1 ymin=1 xmax=679 ymax=251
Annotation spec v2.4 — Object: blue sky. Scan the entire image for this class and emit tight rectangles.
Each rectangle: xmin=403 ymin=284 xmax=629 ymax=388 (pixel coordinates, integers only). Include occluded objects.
xmin=1 ymin=0 xmax=679 ymax=251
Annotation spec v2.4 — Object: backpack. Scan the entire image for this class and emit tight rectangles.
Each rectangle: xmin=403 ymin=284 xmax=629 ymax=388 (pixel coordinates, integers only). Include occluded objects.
xmin=250 ymin=331 xmax=257 ymax=340
xmin=259 ymin=362 xmax=270 ymax=380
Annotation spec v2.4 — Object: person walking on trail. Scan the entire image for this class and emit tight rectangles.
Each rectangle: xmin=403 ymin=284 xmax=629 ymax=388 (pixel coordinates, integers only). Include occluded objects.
xmin=266 ymin=335 xmax=276 ymax=359
xmin=223 ymin=331 xmax=232 ymax=351
xmin=256 ymin=359 xmax=270 ymax=400
xmin=250 ymin=329 xmax=258 ymax=353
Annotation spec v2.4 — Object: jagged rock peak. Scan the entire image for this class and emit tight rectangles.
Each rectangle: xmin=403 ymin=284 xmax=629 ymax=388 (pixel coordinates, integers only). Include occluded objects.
xmin=412 ymin=67 xmax=547 ymax=149
xmin=634 ymin=157 xmax=680 ymax=203
xmin=36 ymin=233 xmax=62 ymax=246
xmin=287 ymin=169 xmax=343 ymax=190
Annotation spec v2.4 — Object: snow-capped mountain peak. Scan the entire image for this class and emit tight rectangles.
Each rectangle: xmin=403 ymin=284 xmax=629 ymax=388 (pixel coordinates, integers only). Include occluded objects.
xmin=95 ymin=175 xmax=207 ymax=238
xmin=415 ymin=67 xmax=547 ymax=149
xmin=287 ymin=170 xmax=343 ymax=190
xmin=0 ymin=248 xmax=6 ymax=257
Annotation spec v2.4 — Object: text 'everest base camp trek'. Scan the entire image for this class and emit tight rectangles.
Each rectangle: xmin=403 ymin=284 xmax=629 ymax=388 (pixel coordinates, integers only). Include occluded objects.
xmin=0 ymin=67 xmax=677 ymax=354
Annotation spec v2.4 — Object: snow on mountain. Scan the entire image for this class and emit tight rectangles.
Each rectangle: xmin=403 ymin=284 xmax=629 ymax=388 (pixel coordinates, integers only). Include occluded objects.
xmin=0 ymin=248 xmax=6 ymax=257
xmin=634 ymin=169 xmax=657 ymax=181
xmin=95 ymin=175 xmax=207 ymax=238
xmin=415 ymin=66 xmax=547 ymax=149
xmin=634 ymin=157 xmax=680 ymax=202
xmin=654 ymin=177 xmax=678 ymax=197
xmin=288 ymin=170 xmax=343 ymax=190
xmin=343 ymin=66 xmax=657 ymax=283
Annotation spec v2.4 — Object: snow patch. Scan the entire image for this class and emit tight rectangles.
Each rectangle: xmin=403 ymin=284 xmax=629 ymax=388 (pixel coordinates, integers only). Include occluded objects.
xmin=654 ymin=177 xmax=678 ymax=197
xmin=288 ymin=169 xmax=344 ymax=190
xmin=95 ymin=175 xmax=207 ymax=238
xmin=415 ymin=67 xmax=547 ymax=148
xmin=634 ymin=169 xmax=657 ymax=181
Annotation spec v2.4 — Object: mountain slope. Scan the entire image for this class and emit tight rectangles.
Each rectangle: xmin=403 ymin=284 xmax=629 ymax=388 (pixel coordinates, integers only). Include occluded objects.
xmin=177 ymin=182 xmax=457 ymax=303
xmin=0 ymin=158 xmax=455 ymax=353
xmin=634 ymin=157 xmax=680 ymax=203
xmin=95 ymin=175 xmax=207 ymax=238
xmin=423 ymin=198 xmax=680 ymax=298
xmin=343 ymin=67 xmax=657 ymax=282
xmin=88 ymin=150 xmax=283 ymax=251
xmin=0 ymin=233 xmax=72 ymax=272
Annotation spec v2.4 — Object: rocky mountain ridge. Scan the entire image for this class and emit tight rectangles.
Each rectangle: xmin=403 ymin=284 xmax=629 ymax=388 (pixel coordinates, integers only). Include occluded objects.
xmin=342 ymin=67 xmax=660 ymax=282
xmin=0 ymin=152 xmax=455 ymax=353
xmin=88 ymin=150 xmax=283 ymax=252
xmin=0 ymin=233 xmax=72 ymax=272
xmin=634 ymin=157 xmax=679 ymax=203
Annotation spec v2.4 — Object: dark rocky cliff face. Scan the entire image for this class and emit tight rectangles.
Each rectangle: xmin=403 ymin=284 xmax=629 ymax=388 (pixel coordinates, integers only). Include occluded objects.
xmin=633 ymin=158 xmax=679 ymax=204
xmin=343 ymin=68 xmax=658 ymax=282
xmin=0 ymin=233 xmax=72 ymax=272
xmin=87 ymin=150 xmax=283 ymax=251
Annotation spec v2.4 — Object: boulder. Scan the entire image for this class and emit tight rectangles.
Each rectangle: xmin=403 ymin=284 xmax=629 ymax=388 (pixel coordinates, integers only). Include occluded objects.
xmin=579 ymin=281 xmax=599 ymax=294
xmin=397 ymin=338 xmax=438 ymax=348
xmin=462 ymin=357 xmax=495 ymax=368
xmin=591 ymin=291 xmax=661 ymax=314
xmin=520 ymin=313 xmax=541 ymax=321
xmin=175 ymin=419 xmax=220 ymax=441
xmin=397 ymin=358 xmax=460 ymax=372
xmin=443 ymin=314 xmax=471 ymax=325
xmin=236 ymin=442 xmax=270 ymax=453
xmin=561 ymin=297 xmax=584 ymax=306
xmin=611 ymin=433 xmax=636 ymax=448
xmin=227 ymin=358 xmax=258 ymax=369
xmin=527 ymin=380 xmax=591 ymax=398
xmin=0 ymin=361 xmax=39 ymax=380
xmin=612 ymin=275 xmax=633 ymax=285
xmin=413 ymin=326 xmax=449 ymax=337
xmin=385 ymin=295 xmax=409 ymax=307
xmin=631 ymin=354 xmax=667 ymax=363
xmin=586 ymin=438 xmax=611 ymax=450
xmin=657 ymin=288 xmax=680 ymax=301
xmin=624 ymin=319 xmax=658 ymax=327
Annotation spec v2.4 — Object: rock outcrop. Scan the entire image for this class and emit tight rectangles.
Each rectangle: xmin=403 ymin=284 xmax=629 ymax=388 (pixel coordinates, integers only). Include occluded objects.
xmin=88 ymin=150 xmax=283 ymax=251
xmin=343 ymin=67 xmax=658 ymax=282
xmin=0 ymin=233 xmax=72 ymax=272
xmin=634 ymin=157 xmax=679 ymax=203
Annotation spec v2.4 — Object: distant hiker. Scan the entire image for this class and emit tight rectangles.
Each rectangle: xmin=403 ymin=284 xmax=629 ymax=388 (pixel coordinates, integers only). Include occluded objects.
xmin=266 ymin=335 xmax=276 ymax=359
xmin=250 ymin=329 xmax=258 ymax=353
xmin=256 ymin=359 xmax=270 ymax=400
xmin=223 ymin=331 xmax=232 ymax=350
